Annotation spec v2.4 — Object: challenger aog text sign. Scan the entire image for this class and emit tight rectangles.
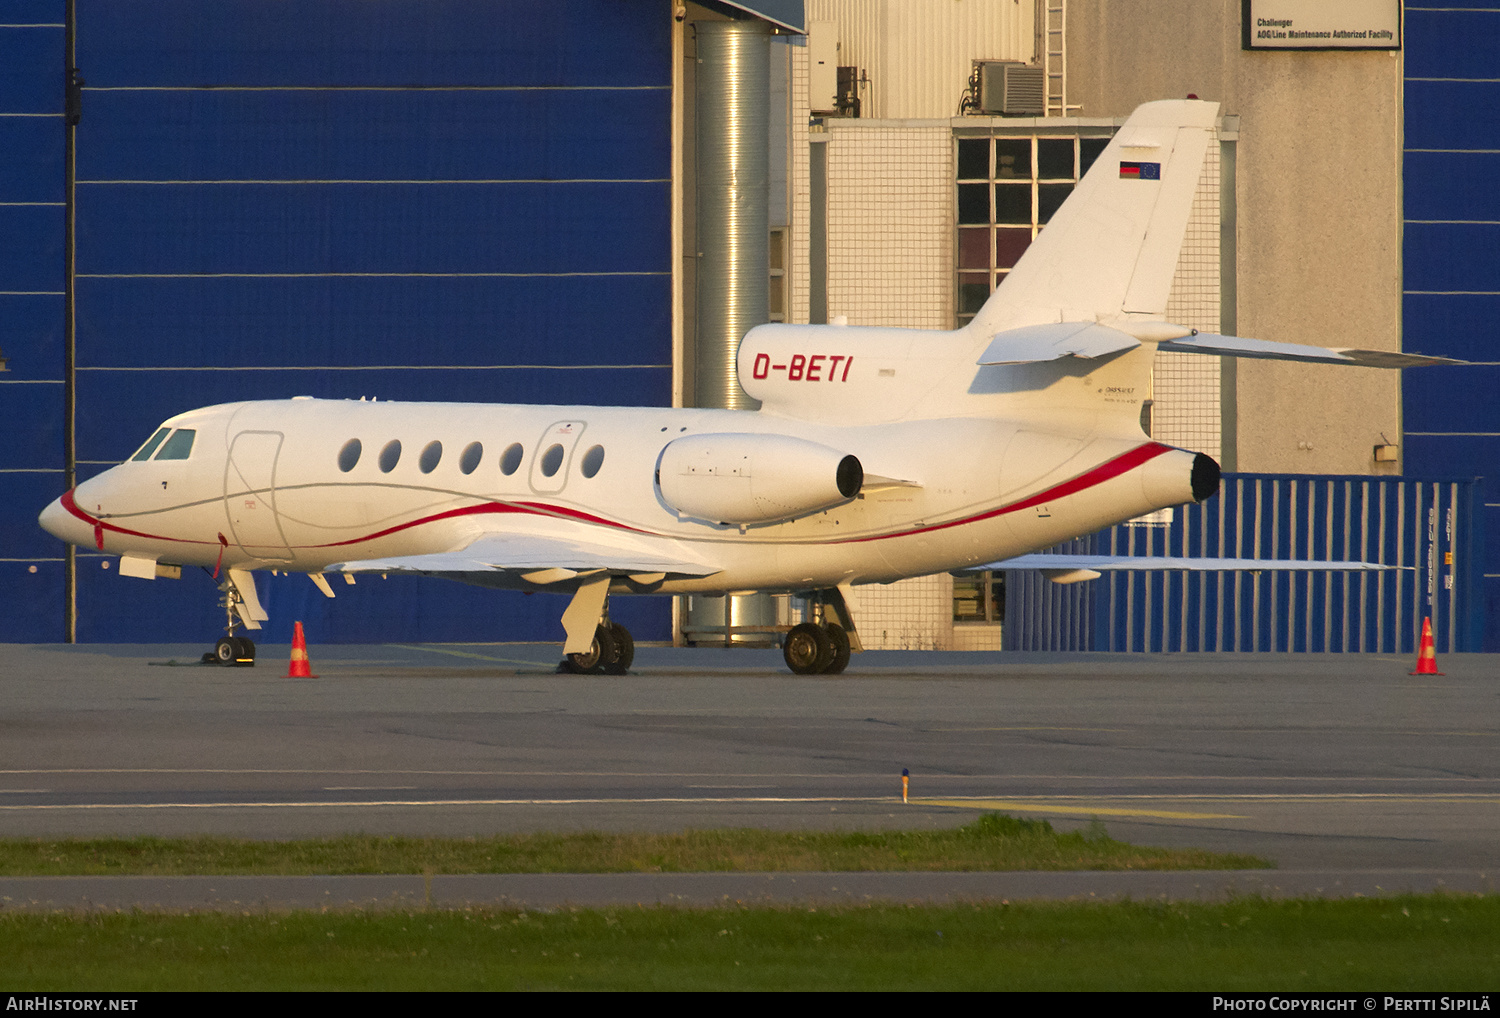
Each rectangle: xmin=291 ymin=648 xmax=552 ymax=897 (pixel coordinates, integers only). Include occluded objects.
xmin=1243 ymin=0 xmax=1401 ymax=50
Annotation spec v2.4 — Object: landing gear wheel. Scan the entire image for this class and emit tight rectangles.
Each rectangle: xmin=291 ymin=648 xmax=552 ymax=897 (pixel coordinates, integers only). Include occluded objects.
xmin=236 ymin=637 xmax=256 ymax=666
xmin=604 ymin=622 xmax=634 ymax=675
xmin=560 ymin=625 xmax=618 ymax=675
xmin=783 ymin=622 xmax=834 ymax=675
xmin=822 ymin=624 xmax=851 ymax=675
xmin=213 ymin=637 xmax=238 ymax=666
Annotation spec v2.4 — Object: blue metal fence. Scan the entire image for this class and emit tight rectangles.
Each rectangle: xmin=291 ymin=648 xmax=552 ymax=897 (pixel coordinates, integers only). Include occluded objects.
xmin=1005 ymin=473 xmax=1484 ymax=654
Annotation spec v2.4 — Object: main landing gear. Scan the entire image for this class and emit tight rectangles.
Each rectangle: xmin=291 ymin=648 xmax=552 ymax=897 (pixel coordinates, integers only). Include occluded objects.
xmin=782 ymin=621 xmax=851 ymax=675
xmin=555 ymin=574 xmax=635 ymax=675
xmin=781 ymin=587 xmax=859 ymax=675
xmin=559 ymin=620 xmax=635 ymax=675
xmin=200 ymin=570 xmax=262 ymax=667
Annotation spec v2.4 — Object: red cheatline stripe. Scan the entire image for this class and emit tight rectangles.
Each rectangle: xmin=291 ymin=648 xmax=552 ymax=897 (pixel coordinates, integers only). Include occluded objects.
xmin=837 ymin=442 xmax=1174 ymax=544
xmin=60 ymin=488 xmax=649 ymax=551
xmin=308 ymin=500 xmax=650 ymax=549
xmin=62 ymin=489 xmax=218 ymax=546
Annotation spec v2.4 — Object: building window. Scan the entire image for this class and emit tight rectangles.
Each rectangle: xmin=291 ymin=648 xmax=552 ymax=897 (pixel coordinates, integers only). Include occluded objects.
xmin=953 ymin=570 xmax=1004 ymax=625
xmin=768 ymin=228 xmax=787 ymax=323
xmin=955 ymin=132 xmax=1112 ymax=327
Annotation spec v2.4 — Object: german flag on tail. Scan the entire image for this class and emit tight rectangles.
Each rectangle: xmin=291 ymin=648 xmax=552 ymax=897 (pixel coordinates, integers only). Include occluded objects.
xmin=1119 ymin=161 xmax=1161 ymax=180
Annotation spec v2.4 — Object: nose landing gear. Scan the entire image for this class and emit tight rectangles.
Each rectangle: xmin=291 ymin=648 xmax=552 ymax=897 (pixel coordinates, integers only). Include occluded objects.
xmin=210 ymin=634 xmax=256 ymax=667
xmin=201 ymin=569 xmax=263 ymax=667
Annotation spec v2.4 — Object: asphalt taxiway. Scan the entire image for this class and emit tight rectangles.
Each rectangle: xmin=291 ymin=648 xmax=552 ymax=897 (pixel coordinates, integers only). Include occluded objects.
xmin=0 ymin=642 xmax=1495 ymax=906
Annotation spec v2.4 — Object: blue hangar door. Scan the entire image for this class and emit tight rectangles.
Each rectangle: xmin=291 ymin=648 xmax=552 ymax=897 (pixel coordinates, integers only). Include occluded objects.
xmin=8 ymin=0 xmax=673 ymax=643
xmin=1402 ymin=3 xmax=1498 ymax=649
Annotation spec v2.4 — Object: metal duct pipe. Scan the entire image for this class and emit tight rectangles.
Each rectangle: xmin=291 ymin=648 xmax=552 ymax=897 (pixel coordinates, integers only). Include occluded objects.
xmin=694 ymin=19 xmax=770 ymax=411
xmin=691 ymin=20 xmax=773 ymax=642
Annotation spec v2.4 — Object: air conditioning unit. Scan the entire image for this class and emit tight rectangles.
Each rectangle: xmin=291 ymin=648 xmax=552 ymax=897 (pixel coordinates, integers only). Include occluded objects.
xmin=977 ymin=61 xmax=1044 ymax=116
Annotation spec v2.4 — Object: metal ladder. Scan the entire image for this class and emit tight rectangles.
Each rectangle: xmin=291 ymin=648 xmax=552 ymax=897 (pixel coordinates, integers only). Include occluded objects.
xmin=1043 ymin=0 xmax=1067 ymax=117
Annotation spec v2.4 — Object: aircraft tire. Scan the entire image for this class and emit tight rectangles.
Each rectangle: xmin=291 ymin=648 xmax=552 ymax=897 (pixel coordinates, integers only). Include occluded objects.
xmin=236 ymin=637 xmax=256 ymax=666
xmin=562 ymin=625 xmax=617 ymax=675
xmin=604 ymin=623 xmax=634 ymax=675
xmin=783 ymin=622 xmax=833 ymax=675
xmin=822 ymin=624 xmax=850 ymax=674
xmin=213 ymin=637 xmax=238 ymax=667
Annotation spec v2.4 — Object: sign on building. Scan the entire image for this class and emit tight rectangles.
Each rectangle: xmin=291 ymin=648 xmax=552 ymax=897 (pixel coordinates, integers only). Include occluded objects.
xmin=1243 ymin=0 xmax=1401 ymax=50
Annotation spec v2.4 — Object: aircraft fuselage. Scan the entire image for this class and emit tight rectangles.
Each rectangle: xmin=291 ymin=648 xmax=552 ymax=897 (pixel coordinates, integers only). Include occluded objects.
xmin=41 ymin=396 xmax=1202 ymax=596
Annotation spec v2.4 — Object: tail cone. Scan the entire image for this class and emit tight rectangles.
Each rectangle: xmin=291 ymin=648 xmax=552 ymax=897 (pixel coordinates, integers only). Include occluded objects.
xmin=286 ymin=621 xmax=318 ymax=679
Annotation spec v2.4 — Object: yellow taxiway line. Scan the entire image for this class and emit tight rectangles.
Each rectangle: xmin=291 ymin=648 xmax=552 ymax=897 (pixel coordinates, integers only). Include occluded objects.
xmin=914 ymin=799 xmax=1246 ymax=820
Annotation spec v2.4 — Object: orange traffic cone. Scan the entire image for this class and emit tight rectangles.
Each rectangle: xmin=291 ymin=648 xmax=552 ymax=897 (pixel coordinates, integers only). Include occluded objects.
xmin=286 ymin=621 xmax=318 ymax=678
xmin=1410 ymin=616 xmax=1443 ymax=676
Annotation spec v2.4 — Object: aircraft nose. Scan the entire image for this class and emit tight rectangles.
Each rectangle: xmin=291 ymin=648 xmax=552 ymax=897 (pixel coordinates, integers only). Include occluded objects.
xmin=38 ymin=491 xmax=92 ymax=547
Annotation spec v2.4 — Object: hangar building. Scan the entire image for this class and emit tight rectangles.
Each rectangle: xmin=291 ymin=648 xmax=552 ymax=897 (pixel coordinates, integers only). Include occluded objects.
xmin=2 ymin=1 xmax=1492 ymax=652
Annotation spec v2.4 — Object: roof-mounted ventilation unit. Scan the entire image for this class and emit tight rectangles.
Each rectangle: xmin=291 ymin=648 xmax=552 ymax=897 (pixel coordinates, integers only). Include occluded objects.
xmin=977 ymin=61 xmax=1044 ymax=116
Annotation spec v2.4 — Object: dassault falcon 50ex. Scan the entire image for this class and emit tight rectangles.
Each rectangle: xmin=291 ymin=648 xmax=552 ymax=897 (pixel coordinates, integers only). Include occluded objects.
xmin=38 ymin=100 xmax=1453 ymax=674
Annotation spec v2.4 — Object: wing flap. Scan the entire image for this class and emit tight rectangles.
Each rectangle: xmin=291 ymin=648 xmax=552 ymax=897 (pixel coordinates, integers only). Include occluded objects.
xmin=328 ymin=533 xmax=719 ymax=580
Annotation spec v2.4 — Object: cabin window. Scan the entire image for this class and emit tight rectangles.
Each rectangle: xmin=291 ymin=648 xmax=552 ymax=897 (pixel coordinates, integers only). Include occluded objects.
xmin=154 ymin=429 xmax=196 ymax=460
xmin=499 ymin=442 xmax=524 ymax=475
xmin=459 ymin=441 xmax=483 ymax=475
xmin=539 ymin=443 xmax=565 ymax=477
xmin=419 ymin=440 xmax=443 ymax=474
xmin=131 ymin=428 xmax=171 ymax=462
xmin=580 ymin=444 xmax=605 ymax=478
xmin=338 ymin=439 xmax=362 ymax=472
xmin=379 ymin=440 xmax=402 ymax=473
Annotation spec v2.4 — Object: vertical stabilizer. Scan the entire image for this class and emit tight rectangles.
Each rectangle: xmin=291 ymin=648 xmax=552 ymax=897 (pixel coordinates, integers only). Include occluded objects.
xmin=969 ymin=99 xmax=1219 ymax=335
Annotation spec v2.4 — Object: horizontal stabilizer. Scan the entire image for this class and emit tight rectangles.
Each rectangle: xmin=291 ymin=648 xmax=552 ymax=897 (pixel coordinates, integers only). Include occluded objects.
xmin=1158 ymin=333 xmax=1464 ymax=368
xmin=329 ymin=533 xmax=718 ymax=579
xmin=969 ymin=553 xmax=1395 ymax=577
xmin=977 ymin=322 xmax=1141 ymax=366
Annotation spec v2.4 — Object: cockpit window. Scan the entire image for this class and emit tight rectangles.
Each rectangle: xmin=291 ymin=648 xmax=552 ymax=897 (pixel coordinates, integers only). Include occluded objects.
xmin=154 ymin=429 xmax=196 ymax=460
xmin=131 ymin=428 xmax=171 ymax=462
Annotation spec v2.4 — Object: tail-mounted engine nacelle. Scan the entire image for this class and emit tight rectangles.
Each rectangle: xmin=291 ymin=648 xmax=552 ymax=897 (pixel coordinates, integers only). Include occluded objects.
xmin=657 ymin=433 xmax=864 ymax=526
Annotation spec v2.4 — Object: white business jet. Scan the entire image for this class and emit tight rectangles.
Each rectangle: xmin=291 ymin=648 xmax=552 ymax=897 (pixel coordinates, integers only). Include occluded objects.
xmin=37 ymin=100 xmax=1452 ymax=674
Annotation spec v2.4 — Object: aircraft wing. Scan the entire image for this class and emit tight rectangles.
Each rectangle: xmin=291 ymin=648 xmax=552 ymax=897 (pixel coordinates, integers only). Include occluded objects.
xmin=967 ymin=553 xmax=1395 ymax=584
xmin=327 ymin=532 xmax=720 ymax=583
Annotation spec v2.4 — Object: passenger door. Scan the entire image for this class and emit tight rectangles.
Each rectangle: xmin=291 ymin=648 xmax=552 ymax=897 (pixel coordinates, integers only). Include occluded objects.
xmin=529 ymin=420 xmax=587 ymax=495
xmin=224 ymin=431 xmax=294 ymax=561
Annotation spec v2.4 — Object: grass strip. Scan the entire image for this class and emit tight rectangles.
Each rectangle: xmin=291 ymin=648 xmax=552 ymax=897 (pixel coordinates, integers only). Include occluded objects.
xmin=1 ymin=896 xmax=1495 ymax=991
xmin=0 ymin=814 xmax=1267 ymax=875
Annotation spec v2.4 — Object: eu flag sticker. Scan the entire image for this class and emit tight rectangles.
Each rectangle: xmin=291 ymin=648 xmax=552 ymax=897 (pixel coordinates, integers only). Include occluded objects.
xmin=1119 ymin=161 xmax=1161 ymax=180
